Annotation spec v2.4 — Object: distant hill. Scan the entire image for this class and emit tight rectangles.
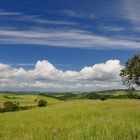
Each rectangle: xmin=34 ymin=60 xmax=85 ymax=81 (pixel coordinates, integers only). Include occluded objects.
xmin=43 ymin=90 xmax=140 ymax=100
xmin=0 ymin=89 xmax=140 ymax=100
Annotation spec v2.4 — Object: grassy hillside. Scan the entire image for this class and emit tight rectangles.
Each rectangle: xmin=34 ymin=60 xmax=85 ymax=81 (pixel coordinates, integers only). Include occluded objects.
xmin=0 ymin=91 xmax=140 ymax=140
xmin=0 ymin=90 xmax=140 ymax=101
xmin=46 ymin=90 xmax=140 ymax=100
xmin=0 ymin=99 xmax=140 ymax=140
xmin=0 ymin=94 xmax=63 ymax=107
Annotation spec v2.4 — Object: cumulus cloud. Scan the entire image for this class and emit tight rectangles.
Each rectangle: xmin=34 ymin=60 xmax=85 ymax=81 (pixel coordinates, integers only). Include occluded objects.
xmin=80 ymin=60 xmax=122 ymax=81
xmin=0 ymin=60 xmax=124 ymax=91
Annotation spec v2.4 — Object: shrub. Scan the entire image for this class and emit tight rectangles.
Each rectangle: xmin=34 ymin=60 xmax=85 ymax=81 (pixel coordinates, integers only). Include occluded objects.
xmin=3 ymin=95 xmax=10 ymax=99
xmin=100 ymin=96 xmax=108 ymax=101
xmin=2 ymin=101 xmax=19 ymax=112
xmin=0 ymin=107 xmax=3 ymax=113
xmin=34 ymin=99 xmax=37 ymax=102
xmin=38 ymin=100 xmax=47 ymax=107
xmin=0 ymin=101 xmax=34 ymax=113
xmin=138 ymin=96 xmax=140 ymax=99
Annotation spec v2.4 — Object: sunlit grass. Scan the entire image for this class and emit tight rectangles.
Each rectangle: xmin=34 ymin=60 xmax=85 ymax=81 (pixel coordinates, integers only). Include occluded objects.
xmin=0 ymin=99 xmax=140 ymax=140
xmin=0 ymin=94 xmax=62 ymax=107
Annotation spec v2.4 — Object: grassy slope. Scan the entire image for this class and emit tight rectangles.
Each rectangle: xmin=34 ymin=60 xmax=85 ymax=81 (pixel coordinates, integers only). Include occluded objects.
xmin=0 ymin=99 xmax=140 ymax=140
xmin=0 ymin=94 xmax=63 ymax=107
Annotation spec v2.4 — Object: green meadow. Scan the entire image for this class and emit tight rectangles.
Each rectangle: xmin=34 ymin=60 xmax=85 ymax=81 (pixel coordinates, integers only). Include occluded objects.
xmin=0 ymin=91 xmax=140 ymax=140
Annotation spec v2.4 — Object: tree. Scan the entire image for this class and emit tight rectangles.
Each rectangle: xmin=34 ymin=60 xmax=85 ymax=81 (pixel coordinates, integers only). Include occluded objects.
xmin=38 ymin=100 xmax=47 ymax=107
xmin=3 ymin=101 xmax=19 ymax=112
xmin=120 ymin=54 xmax=140 ymax=89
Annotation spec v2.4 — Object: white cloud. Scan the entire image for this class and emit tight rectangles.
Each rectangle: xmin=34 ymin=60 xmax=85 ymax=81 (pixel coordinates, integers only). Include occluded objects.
xmin=58 ymin=9 xmax=95 ymax=19
xmin=14 ymin=63 xmax=34 ymax=66
xmin=0 ymin=28 xmax=140 ymax=49
xmin=123 ymin=0 xmax=140 ymax=26
xmin=0 ymin=9 xmax=77 ymax=26
xmin=0 ymin=10 xmax=22 ymax=16
xmin=0 ymin=9 xmax=140 ymax=49
xmin=0 ymin=60 xmax=124 ymax=91
xmin=17 ymin=15 xmax=77 ymax=25
xmin=0 ymin=63 xmax=10 ymax=71
xmin=100 ymin=26 xmax=125 ymax=32
xmin=80 ymin=60 xmax=122 ymax=81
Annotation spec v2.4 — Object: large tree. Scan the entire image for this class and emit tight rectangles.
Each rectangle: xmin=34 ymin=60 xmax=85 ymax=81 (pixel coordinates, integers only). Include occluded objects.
xmin=120 ymin=54 xmax=140 ymax=89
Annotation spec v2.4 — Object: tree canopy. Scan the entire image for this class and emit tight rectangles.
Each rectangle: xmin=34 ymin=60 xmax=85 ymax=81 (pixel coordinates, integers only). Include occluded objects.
xmin=120 ymin=54 xmax=140 ymax=88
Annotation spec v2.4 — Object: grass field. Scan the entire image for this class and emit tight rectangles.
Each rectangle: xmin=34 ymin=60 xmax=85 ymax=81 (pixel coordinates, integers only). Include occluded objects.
xmin=0 ymin=92 xmax=140 ymax=140
xmin=0 ymin=94 xmax=62 ymax=107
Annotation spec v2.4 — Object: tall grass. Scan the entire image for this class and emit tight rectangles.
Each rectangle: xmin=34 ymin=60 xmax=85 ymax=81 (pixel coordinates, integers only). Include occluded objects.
xmin=0 ymin=99 xmax=140 ymax=140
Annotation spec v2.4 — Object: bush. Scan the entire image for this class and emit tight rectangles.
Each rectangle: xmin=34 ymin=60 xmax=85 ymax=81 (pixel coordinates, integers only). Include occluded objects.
xmin=38 ymin=100 xmax=47 ymax=107
xmin=138 ymin=96 xmax=140 ymax=99
xmin=3 ymin=95 xmax=11 ymax=99
xmin=100 ymin=96 xmax=108 ymax=101
xmin=2 ymin=101 xmax=19 ymax=112
xmin=34 ymin=99 xmax=37 ymax=102
xmin=0 ymin=101 xmax=34 ymax=113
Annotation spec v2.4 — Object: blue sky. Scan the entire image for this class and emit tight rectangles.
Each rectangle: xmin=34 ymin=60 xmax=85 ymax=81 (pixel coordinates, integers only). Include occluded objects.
xmin=0 ymin=0 xmax=139 ymax=91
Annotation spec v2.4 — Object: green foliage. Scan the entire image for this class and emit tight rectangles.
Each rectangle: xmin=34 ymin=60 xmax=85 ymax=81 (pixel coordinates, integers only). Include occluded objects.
xmin=1 ymin=101 xmax=19 ymax=112
xmin=0 ymin=101 xmax=35 ymax=113
xmin=38 ymin=93 xmax=48 ymax=97
xmin=100 ymin=96 xmax=108 ymax=101
xmin=87 ymin=93 xmax=110 ymax=100
xmin=87 ymin=93 xmax=100 ymax=99
xmin=45 ymin=90 xmax=140 ymax=100
xmin=120 ymin=54 xmax=140 ymax=88
xmin=38 ymin=99 xmax=47 ymax=107
xmin=3 ymin=95 xmax=11 ymax=99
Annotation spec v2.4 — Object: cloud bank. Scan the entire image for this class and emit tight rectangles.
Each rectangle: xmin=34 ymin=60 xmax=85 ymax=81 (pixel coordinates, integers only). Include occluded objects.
xmin=0 ymin=60 xmax=124 ymax=91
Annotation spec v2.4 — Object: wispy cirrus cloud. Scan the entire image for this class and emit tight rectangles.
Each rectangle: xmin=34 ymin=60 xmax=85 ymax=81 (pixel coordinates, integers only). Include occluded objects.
xmin=0 ymin=9 xmax=77 ymax=26
xmin=0 ymin=27 xmax=139 ymax=49
xmin=57 ymin=9 xmax=95 ymax=19
xmin=15 ymin=15 xmax=77 ymax=25
xmin=100 ymin=26 xmax=125 ymax=32
xmin=0 ymin=10 xmax=22 ymax=16
xmin=16 ymin=63 xmax=34 ymax=66
xmin=0 ymin=9 xmax=139 ymax=49
xmin=123 ymin=0 xmax=140 ymax=26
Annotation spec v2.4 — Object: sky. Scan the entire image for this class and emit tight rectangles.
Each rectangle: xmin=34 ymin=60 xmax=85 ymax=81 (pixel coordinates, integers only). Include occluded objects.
xmin=0 ymin=0 xmax=139 ymax=91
